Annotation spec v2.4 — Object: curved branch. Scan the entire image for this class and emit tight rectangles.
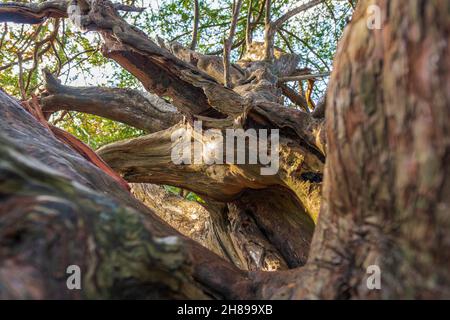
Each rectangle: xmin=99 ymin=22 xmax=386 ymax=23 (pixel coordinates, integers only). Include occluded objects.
xmin=0 ymin=1 xmax=143 ymax=24
xmin=97 ymin=122 xmax=324 ymax=220
xmin=0 ymin=0 xmax=324 ymax=155
xmin=271 ymin=0 xmax=323 ymax=31
xmin=264 ymin=0 xmax=323 ymax=61
xmin=41 ymin=70 xmax=181 ymax=132
xmin=245 ymin=0 xmax=253 ymax=48
xmin=279 ymin=83 xmax=309 ymax=112
xmin=0 ymin=1 xmax=67 ymax=24
xmin=224 ymin=0 xmax=243 ymax=88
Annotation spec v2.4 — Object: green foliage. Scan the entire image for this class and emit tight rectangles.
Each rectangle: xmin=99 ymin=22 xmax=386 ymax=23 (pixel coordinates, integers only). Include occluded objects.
xmin=185 ymin=192 xmax=205 ymax=203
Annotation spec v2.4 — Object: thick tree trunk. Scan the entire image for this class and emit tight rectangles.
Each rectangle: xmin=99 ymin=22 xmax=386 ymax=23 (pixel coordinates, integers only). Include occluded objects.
xmin=0 ymin=0 xmax=449 ymax=299
xmin=315 ymin=0 xmax=450 ymax=298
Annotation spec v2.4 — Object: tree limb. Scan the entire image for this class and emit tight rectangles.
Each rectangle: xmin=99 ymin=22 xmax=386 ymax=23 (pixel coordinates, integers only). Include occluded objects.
xmin=189 ymin=0 xmax=200 ymax=50
xmin=132 ymin=184 xmax=293 ymax=271
xmin=0 ymin=0 xmax=324 ymax=153
xmin=279 ymin=83 xmax=309 ymax=112
xmin=245 ymin=0 xmax=253 ymax=48
xmin=41 ymin=70 xmax=181 ymax=133
xmin=264 ymin=0 xmax=323 ymax=61
xmin=279 ymin=72 xmax=331 ymax=82
xmin=224 ymin=0 xmax=243 ymax=88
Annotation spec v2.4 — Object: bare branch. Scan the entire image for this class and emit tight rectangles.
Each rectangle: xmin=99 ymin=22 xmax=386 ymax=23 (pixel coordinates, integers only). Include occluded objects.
xmin=0 ymin=1 xmax=67 ymax=24
xmin=263 ymin=0 xmax=273 ymax=61
xmin=264 ymin=0 xmax=271 ymax=28
xmin=245 ymin=0 xmax=253 ymax=48
xmin=224 ymin=0 xmax=243 ymax=88
xmin=277 ymin=29 xmax=295 ymax=54
xmin=272 ymin=0 xmax=323 ymax=31
xmin=207 ymin=37 xmax=244 ymax=55
xmin=0 ymin=22 xmax=8 ymax=50
xmin=190 ymin=0 xmax=200 ymax=50
xmin=113 ymin=3 xmax=145 ymax=13
xmin=41 ymin=70 xmax=181 ymax=132
xmin=24 ymin=19 xmax=60 ymax=93
xmin=0 ymin=0 xmax=324 ymax=153
xmin=242 ymin=0 xmax=266 ymax=52
xmin=279 ymin=72 xmax=331 ymax=82
xmin=97 ymin=120 xmax=324 ymax=208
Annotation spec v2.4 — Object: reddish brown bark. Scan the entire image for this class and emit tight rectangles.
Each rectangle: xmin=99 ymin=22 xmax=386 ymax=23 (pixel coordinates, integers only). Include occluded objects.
xmin=0 ymin=0 xmax=449 ymax=300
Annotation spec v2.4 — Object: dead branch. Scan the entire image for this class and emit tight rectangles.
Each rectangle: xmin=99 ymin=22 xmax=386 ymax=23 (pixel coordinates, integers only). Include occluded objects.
xmin=41 ymin=70 xmax=181 ymax=133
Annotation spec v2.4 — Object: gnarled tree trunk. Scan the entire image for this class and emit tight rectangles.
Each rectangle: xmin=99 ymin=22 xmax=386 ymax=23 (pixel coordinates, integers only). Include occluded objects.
xmin=0 ymin=0 xmax=449 ymax=299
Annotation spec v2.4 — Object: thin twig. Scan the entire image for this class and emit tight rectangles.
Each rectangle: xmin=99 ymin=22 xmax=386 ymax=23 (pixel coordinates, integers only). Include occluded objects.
xmin=272 ymin=0 xmax=323 ymax=31
xmin=171 ymin=21 xmax=232 ymax=42
xmin=265 ymin=0 xmax=323 ymax=61
xmin=277 ymin=29 xmax=294 ymax=54
xmin=17 ymin=53 xmax=26 ymax=99
xmin=0 ymin=22 xmax=7 ymax=51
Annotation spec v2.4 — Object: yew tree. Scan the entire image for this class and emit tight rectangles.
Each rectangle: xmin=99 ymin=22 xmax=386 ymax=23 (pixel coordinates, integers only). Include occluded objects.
xmin=0 ymin=0 xmax=449 ymax=299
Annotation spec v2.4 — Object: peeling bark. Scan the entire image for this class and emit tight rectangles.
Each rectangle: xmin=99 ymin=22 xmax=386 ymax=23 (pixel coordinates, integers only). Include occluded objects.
xmin=0 ymin=90 xmax=248 ymax=299
xmin=131 ymin=184 xmax=291 ymax=272
xmin=0 ymin=0 xmax=449 ymax=300
xmin=42 ymin=71 xmax=181 ymax=133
